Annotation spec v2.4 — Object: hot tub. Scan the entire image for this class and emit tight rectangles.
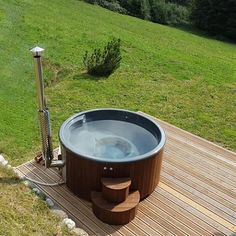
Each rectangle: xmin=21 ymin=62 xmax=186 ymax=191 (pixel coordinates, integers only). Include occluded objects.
xmin=59 ymin=109 xmax=165 ymax=200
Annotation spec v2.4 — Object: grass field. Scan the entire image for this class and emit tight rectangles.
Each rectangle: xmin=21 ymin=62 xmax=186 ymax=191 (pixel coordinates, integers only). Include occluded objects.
xmin=0 ymin=0 xmax=235 ymax=165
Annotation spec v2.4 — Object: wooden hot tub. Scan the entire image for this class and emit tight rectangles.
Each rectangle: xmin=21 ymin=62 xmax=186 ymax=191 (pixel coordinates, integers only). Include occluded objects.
xmin=59 ymin=109 xmax=165 ymax=201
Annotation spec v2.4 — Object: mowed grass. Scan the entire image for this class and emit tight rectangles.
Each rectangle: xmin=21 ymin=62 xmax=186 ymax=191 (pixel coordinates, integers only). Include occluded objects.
xmin=0 ymin=0 xmax=236 ymax=166
xmin=0 ymin=166 xmax=71 ymax=235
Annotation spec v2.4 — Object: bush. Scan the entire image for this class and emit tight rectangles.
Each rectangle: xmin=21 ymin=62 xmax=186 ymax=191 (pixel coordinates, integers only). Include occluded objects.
xmin=151 ymin=0 xmax=189 ymax=25
xmin=84 ymin=0 xmax=96 ymax=3
xmin=85 ymin=0 xmax=127 ymax=14
xmin=166 ymin=0 xmax=194 ymax=7
xmin=140 ymin=0 xmax=151 ymax=20
xmin=96 ymin=0 xmax=127 ymax=14
xmin=119 ymin=0 xmax=151 ymax=19
xmin=83 ymin=0 xmax=190 ymax=26
xmin=83 ymin=38 xmax=122 ymax=77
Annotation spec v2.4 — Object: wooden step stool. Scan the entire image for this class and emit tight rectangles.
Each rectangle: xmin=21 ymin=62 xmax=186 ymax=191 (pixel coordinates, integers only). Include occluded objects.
xmin=91 ymin=178 xmax=140 ymax=225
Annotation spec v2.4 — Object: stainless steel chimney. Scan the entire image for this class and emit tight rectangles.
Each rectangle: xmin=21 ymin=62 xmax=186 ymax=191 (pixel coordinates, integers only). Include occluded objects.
xmin=30 ymin=46 xmax=64 ymax=168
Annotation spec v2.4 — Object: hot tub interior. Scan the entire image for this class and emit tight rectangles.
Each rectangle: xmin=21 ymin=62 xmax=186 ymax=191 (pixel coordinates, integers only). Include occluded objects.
xmin=60 ymin=109 xmax=164 ymax=162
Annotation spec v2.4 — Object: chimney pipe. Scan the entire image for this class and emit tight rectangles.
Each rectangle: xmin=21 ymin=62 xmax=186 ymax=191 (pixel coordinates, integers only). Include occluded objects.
xmin=30 ymin=46 xmax=64 ymax=168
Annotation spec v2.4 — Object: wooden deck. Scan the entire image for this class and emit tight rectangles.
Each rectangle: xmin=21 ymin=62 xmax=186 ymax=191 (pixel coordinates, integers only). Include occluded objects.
xmin=15 ymin=116 xmax=236 ymax=236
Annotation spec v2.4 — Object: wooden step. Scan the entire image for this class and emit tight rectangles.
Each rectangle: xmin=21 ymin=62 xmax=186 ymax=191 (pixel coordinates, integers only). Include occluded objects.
xmin=91 ymin=190 xmax=140 ymax=225
xmin=101 ymin=178 xmax=131 ymax=203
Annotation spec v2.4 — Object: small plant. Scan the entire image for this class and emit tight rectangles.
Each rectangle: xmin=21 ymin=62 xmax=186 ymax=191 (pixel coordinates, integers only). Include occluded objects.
xmin=83 ymin=38 xmax=121 ymax=77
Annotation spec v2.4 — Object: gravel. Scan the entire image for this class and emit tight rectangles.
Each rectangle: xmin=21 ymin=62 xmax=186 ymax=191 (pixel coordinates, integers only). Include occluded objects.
xmin=45 ymin=198 xmax=54 ymax=208
xmin=23 ymin=180 xmax=36 ymax=189
xmin=51 ymin=209 xmax=68 ymax=220
xmin=0 ymin=154 xmax=8 ymax=166
xmin=62 ymin=218 xmax=76 ymax=230
xmin=32 ymin=187 xmax=46 ymax=200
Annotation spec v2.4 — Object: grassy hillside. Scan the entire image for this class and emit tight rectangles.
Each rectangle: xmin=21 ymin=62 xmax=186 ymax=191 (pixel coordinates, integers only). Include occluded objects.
xmin=0 ymin=0 xmax=236 ymax=165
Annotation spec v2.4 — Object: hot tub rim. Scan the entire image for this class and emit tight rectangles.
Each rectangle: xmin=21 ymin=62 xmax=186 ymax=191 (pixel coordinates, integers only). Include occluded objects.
xmin=59 ymin=108 xmax=166 ymax=163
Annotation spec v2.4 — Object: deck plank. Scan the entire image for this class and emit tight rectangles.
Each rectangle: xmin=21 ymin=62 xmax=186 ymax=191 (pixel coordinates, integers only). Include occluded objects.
xmin=166 ymin=136 xmax=236 ymax=176
xmin=15 ymin=115 xmax=236 ymax=236
xmin=162 ymin=162 xmax=236 ymax=210
xmin=156 ymin=188 xmax=233 ymax=235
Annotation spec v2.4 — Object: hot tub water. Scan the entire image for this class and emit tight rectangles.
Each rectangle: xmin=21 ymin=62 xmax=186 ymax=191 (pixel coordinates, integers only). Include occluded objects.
xmin=69 ymin=119 xmax=158 ymax=160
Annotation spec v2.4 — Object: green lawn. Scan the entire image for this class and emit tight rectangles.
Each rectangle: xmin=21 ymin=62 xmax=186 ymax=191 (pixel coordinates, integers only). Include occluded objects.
xmin=0 ymin=0 xmax=235 ymax=166
xmin=0 ymin=166 xmax=71 ymax=235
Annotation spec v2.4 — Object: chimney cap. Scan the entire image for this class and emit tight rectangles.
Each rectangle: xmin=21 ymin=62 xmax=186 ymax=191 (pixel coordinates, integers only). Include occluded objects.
xmin=30 ymin=46 xmax=44 ymax=56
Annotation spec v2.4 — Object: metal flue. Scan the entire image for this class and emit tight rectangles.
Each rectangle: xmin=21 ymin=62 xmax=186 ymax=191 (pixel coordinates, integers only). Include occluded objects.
xmin=30 ymin=46 xmax=64 ymax=168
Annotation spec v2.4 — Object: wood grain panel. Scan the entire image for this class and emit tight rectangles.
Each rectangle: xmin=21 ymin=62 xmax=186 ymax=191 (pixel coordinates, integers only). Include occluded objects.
xmin=64 ymin=145 xmax=164 ymax=200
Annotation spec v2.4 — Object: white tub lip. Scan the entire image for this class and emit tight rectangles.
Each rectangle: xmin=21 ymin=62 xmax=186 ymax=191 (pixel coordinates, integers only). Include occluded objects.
xmin=59 ymin=108 xmax=166 ymax=163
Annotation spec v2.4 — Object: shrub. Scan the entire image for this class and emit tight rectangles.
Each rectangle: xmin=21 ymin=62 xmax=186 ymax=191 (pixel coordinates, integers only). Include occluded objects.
xmin=83 ymin=0 xmax=190 ymax=26
xmin=84 ymin=0 xmax=96 ymax=3
xmin=166 ymin=0 xmax=194 ymax=7
xmin=83 ymin=38 xmax=121 ymax=77
xmin=96 ymin=0 xmax=127 ymax=14
xmin=140 ymin=0 xmax=151 ymax=20
xmin=118 ymin=0 xmax=151 ymax=19
xmin=85 ymin=0 xmax=127 ymax=14
xmin=151 ymin=0 xmax=189 ymax=25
